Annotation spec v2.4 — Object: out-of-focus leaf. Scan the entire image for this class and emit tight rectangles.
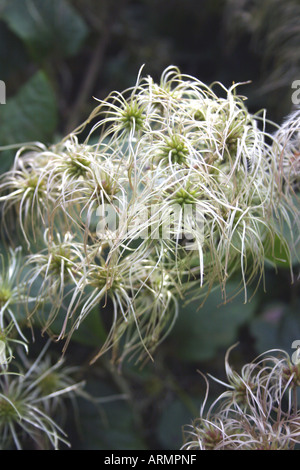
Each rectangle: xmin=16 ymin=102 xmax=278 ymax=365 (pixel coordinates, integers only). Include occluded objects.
xmin=38 ymin=293 xmax=108 ymax=350
xmin=157 ymin=399 xmax=198 ymax=450
xmin=265 ymin=197 xmax=300 ymax=269
xmin=0 ymin=20 xmax=28 ymax=80
xmin=250 ymin=302 xmax=300 ymax=355
xmin=264 ymin=233 xmax=293 ymax=269
xmin=76 ymin=380 xmax=147 ymax=450
xmin=1 ymin=0 xmax=88 ymax=60
xmin=167 ymin=281 xmax=258 ymax=362
xmin=0 ymin=70 xmax=58 ymax=172
xmin=70 ymin=306 xmax=108 ymax=348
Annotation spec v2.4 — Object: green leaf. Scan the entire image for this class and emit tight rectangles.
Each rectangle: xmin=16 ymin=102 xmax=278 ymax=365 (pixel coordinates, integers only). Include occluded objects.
xmin=0 ymin=70 xmax=58 ymax=172
xmin=0 ymin=20 xmax=28 ymax=81
xmin=167 ymin=281 xmax=258 ymax=362
xmin=1 ymin=0 xmax=88 ymax=60
xmin=70 ymin=306 xmax=108 ymax=348
xmin=264 ymin=233 xmax=293 ymax=269
xmin=40 ymin=297 xmax=108 ymax=350
xmin=76 ymin=380 xmax=147 ymax=450
xmin=264 ymin=199 xmax=300 ymax=268
xmin=157 ymin=399 xmax=198 ymax=450
xmin=250 ymin=302 xmax=300 ymax=355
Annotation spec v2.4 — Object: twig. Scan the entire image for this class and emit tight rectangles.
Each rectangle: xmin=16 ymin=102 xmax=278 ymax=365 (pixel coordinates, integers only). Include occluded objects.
xmin=65 ymin=20 xmax=112 ymax=134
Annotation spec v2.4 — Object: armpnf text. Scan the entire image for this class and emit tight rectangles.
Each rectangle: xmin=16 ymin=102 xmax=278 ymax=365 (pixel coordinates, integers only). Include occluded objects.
xmin=104 ymin=454 xmax=197 ymax=466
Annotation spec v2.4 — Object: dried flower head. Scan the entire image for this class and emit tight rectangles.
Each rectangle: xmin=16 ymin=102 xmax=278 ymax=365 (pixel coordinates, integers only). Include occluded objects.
xmin=0 ymin=246 xmax=33 ymax=345
xmin=0 ymin=341 xmax=84 ymax=450
xmin=273 ymin=106 xmax=300 ymax=191
xmin=0 ymin=66 xmax=298 ymax=363
xmin=182 ymin=345 xmax=300 ymax=450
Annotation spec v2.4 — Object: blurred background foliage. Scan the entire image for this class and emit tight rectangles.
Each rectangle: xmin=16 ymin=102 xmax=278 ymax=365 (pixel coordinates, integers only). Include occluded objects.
xmin=0 ymin=0 xmax=299 ymax=450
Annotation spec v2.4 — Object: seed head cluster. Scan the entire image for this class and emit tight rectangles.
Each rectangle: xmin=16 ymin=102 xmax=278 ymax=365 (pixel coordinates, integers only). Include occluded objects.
xmin=0 ymin=66 xmax=298 ymax=363
xmin=182 ymin=345 xmax=300 ymax=450
xmin=0 ymin=341 xmax=83 ymax=450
